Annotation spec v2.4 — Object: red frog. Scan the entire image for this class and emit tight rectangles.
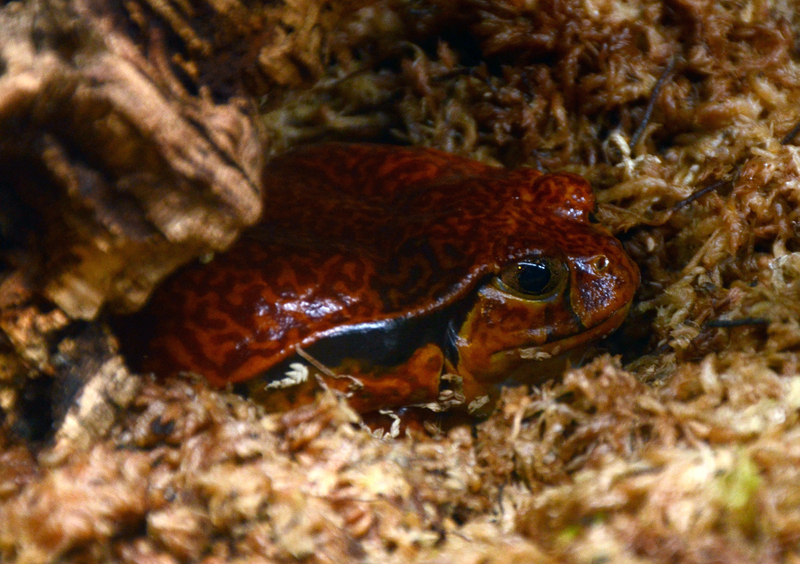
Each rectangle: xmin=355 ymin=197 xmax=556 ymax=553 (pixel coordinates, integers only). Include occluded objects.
xmin=128 ymin=143 xmax=639 ymax=414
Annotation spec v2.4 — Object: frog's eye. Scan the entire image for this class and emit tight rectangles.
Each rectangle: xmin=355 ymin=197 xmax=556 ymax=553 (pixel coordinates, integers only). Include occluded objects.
xmin=494 ymin=258 xmax=566 ymax=300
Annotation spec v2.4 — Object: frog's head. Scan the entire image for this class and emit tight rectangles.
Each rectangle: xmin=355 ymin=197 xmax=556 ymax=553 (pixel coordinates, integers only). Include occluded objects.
xmin=450 ymin=172 xmax=639 ymax=395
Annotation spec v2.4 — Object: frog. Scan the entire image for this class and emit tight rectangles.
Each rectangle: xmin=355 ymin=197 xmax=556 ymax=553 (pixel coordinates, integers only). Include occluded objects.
xmin=128 ymin=143 xmax=639 ymax=414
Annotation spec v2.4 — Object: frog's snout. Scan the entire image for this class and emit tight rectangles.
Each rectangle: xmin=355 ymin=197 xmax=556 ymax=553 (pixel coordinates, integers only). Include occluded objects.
xmin=569 ymin=244 xmax=640 ymax=331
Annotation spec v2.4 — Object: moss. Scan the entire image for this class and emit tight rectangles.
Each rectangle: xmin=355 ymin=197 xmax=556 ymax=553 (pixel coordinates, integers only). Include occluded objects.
xmin=5 ymin=0 xmax=800 ymax=562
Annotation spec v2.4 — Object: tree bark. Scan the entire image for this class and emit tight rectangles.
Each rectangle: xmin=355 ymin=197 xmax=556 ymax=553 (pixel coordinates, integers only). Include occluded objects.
xmin=0 ymin=0 xmax=264 ymax=320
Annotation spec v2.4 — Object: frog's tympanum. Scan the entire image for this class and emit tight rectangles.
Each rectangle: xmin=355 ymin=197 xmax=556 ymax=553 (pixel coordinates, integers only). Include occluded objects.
xmin=134 ymin=143 xmax=639 ymax=414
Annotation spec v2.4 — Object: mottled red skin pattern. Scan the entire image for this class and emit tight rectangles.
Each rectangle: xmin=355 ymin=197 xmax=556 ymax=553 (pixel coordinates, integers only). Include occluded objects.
xmin=137 ymin=143 xmax=639 ymax=413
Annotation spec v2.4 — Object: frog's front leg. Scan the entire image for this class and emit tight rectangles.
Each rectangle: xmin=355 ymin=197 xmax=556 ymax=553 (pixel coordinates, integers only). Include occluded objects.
xmin=247 ymin=343 xmax=445 ymax=413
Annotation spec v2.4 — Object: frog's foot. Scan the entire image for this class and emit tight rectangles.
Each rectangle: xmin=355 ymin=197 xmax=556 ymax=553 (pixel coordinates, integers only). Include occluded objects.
xmin=251 ymin=343 xmax=445 ymax=414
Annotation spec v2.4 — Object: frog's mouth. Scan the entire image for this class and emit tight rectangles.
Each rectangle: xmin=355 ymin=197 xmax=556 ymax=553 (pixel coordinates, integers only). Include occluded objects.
xmin=500 ymin=302 xmax=632 ymax=365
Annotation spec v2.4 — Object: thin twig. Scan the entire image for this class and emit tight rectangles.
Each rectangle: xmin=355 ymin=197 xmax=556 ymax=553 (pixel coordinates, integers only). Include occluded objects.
xmin=781 ymin=119 xmax=800 ymax=145
xmin=672 ymin=177 xmax=733 ymax=211
xmin=629 ymin=56 xmax=677 ymax=152
xmin=705 ymin=317 xmax=770 ymax=328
